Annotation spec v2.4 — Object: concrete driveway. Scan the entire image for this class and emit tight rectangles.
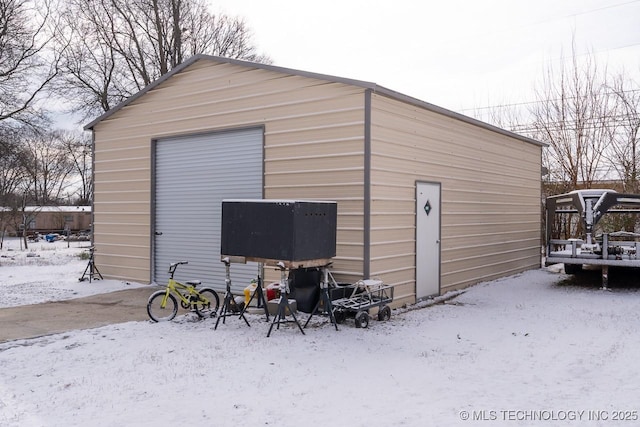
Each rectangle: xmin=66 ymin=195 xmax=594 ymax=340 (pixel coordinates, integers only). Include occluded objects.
xmin=0 ymin=287 xmax=155 ymax=343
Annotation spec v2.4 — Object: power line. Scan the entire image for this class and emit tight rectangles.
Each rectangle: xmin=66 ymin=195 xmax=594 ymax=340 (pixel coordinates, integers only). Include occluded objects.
xmin=570 ymin=0 xmax=640 ymax=16
xmin=449 ymin=1 xmax=640 ymax=112
xmin=440 ymin=0 xmax=640 ymax=49
xmin=461 ymin=89 xmax=640 ymax=113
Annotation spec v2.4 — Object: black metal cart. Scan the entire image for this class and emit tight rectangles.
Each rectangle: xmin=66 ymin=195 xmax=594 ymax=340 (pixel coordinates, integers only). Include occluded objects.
xmin=331 ymin=279 xmax=394 ymax=328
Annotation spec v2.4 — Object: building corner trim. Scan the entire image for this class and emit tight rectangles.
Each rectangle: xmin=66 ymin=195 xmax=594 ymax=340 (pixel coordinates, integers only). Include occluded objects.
xmin=364 ymin=89 xmax=372 ymax=279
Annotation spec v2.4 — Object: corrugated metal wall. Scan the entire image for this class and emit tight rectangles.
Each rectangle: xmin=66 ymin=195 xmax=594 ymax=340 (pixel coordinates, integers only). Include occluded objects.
xmin=91 ymin=57 xmax=542 ymax=303
xmin=369 ymin=94 xmax=542 ymax=300
xmin=92 ymin=60 xmax=367 ymax=284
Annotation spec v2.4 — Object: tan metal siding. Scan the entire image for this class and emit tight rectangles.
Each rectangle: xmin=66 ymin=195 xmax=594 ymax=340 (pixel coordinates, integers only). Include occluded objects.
xmin=92 ymin=57 xmax=541 ymax=300
xmin=370 ymin=94 xmax=541 ymax=302
xmin=92 ymin=60 xmax=366 ymax=283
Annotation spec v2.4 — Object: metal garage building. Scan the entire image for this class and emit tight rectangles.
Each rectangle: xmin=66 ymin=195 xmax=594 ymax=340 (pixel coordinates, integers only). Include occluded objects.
xmin=85 ymin=54 xmax=543 ymax=306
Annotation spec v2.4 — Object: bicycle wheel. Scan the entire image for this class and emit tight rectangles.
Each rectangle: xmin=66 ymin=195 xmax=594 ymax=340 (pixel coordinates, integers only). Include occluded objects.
xmin=194 ymin=287 xmax=220 ymax=318
xmin=147 ymin=290 xmax=178 ymax=322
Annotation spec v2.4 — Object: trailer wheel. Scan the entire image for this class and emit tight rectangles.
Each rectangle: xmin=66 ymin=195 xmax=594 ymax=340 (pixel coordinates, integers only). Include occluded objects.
xmin=355 ymin=311 xmax=370 ymax=328
xmin=564 ymin=263 xmax=583 ymax=275
xmin=333 ymin=310 xmax=346 ymax=324
xmin=377 ymin=305 xmax=391 ymax=321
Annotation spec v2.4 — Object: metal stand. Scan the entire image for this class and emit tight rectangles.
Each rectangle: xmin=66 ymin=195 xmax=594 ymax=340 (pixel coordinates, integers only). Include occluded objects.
xmin=79 ymin=247 xmax=103 ymax=283
xmin=215 ymin=257 xmax=250 ymax=330
xmin=600 ymin=265 xmax=610 ymax=291
xmin=240 ymin=263 xmax=270 ymax=321
xmin=304 ymin=266 xmax=338 ymax=330
xmin=267 ymin=262 xmax=305 ymax=337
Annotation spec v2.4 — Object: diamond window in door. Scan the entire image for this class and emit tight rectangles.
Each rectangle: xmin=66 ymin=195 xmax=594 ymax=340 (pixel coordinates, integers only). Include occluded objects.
xmin=424 ymin=200 xmax=432 ymax=216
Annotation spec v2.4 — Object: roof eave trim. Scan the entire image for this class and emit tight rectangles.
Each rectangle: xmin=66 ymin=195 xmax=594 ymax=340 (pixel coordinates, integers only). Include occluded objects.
xmin=84 ymin=55 xmax=200 ymax=130
xmin=83 ymin=54 xmax=378 ymax=130
xmin=83 ymin=54 xmax=546 ymax=148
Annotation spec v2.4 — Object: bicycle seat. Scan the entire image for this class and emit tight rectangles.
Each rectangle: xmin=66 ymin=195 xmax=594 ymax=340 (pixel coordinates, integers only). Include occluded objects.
xmin=186 ymin=280 xmax=201 ymax=287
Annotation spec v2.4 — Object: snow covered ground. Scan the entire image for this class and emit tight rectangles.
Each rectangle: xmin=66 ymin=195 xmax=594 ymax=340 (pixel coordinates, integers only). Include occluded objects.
xmin=0 ymin=238 xmax=145 ymax=308
xmin=1 ymin=239 xmax=639 ymax=426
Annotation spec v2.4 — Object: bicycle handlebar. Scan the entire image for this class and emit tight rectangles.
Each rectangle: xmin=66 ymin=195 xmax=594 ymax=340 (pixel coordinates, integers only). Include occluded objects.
xmin=168 ymin=261 xmax=189 ymax=276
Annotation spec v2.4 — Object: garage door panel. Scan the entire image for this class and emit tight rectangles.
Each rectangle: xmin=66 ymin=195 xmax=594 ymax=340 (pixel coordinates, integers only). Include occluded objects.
xmin=154 ymin=128 xmax=263 ymax=291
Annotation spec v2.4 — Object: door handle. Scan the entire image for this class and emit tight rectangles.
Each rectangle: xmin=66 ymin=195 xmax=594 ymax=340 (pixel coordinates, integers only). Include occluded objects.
xmin=155 ymin=231 xmax=163 ymax=236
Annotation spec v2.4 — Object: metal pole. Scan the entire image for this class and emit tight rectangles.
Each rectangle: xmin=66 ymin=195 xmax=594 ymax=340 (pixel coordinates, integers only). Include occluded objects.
xmin=601 ymin=265 xmax=609 ymax=291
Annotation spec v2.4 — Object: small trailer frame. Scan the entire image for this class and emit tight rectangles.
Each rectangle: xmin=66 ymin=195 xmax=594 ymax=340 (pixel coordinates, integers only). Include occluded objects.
xmin=545 ymin=189 xmax=640 ymax=287
xmin=331 ymin=279 xmax=394 ymax=328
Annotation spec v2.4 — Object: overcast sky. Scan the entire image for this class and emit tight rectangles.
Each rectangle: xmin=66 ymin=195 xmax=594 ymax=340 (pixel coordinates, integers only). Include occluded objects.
xmin=208 ymin=0 xmax=640 ymax=116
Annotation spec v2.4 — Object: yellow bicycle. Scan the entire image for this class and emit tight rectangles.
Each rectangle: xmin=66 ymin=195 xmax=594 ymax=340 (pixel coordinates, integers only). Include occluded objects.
xmin=147 ymin=261 xmax=220 ymax=322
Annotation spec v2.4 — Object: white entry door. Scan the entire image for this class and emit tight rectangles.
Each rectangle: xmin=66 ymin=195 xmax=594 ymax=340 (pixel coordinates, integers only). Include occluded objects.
xmin=416 ymin=182 xmax=441 ymax=298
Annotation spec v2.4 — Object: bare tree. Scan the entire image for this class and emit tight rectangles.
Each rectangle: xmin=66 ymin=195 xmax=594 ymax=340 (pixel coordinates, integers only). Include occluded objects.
xmin=0 ymin=0 xmax=59 ymax=127
xmin=52 ymin=0 xmax=270 ymax=120
xmin=58 ymin=130 xmax=92 ymax=204
xmin=0 ymin=128 xmax=26 ymax=202
xmin=471 ymin=97 xmax=524 ymax=132
xmin=0 ymin=126 xmax=28 ymax=248
xmin=607 ymin=73 xmax=640 ymax=194
xmin=531 ymin=45 xmax=613 ymax=190
xmin=20 ymin=129 xmax=76 ymax=205
xmin=473 ymin=42 xmax=627 ymax=240
xmin=0 ymin=126 xmax=38 ymax=249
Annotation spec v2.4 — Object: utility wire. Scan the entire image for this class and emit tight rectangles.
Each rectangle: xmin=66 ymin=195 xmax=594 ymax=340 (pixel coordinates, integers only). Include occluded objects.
xmin=439 ymin=0 xmax=640 ymax=49
xmin=453 ymin=1 xmax=640 ymax=114
xmin=461 ymin=89 xmax=640 ymax=113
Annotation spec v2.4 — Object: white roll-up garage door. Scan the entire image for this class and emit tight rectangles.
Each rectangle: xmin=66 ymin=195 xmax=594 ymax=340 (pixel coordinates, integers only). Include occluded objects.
xmin=153 ymin=127 xmax=263 ymax=292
